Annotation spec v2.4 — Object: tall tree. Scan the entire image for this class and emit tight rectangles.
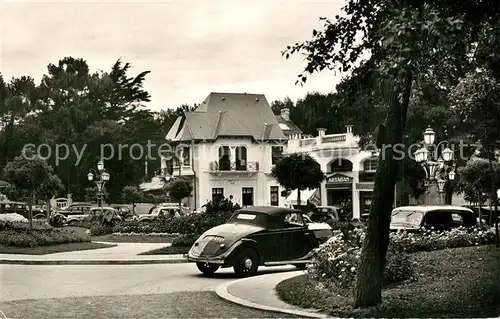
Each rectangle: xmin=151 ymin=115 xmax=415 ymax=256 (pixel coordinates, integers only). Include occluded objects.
xmin=283 ymin=0 xmax=486 ymax=307
xmin=271 ymin=153 xmax=325 ymax=210
xmin=166 ymin=178 xmax=193 ymax=211
xmin=3 ymin=154 xmax=58 ymax=229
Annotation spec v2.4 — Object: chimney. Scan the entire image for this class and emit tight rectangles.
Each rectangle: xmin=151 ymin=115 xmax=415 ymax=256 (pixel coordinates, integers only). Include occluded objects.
xmin=281 ymin=108 xmax=290 ymax=121
xmin=317 ymin=128 xmax=326 ymax=137
xmin=346 ymin=125 xmax=353 ymax=134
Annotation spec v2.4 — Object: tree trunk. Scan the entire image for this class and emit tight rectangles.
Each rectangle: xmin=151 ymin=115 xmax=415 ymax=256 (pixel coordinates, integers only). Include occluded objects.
xmin=478 ymin=191 xmax=483 ymax=228
xmin=495 ymin=199 xmax=499 ymax=248
xmin=46 ymin=199 xmax=51 ymax=223
xmin=355 ymin=72 xmax=412 ymax=308
xmin=132 ymin=203 xmax=136 ymax=215
xmin=297 ymin=189 xmax=302 ymax=211
xmin=28 ymin=191 xmax=33 ymax=230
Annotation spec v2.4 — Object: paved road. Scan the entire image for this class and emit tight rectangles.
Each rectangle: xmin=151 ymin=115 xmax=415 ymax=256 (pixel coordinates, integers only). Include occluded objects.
xmin=0 ymin=263 xmax=296 ymax=302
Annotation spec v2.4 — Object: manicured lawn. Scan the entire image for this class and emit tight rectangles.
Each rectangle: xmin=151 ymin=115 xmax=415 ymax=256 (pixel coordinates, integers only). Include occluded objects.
xmin=276 ymin=245 xmax=500 ymax=318
xmin=0 ymin=242 xmax=116 ymax=255
xmin=0 ymin=291 xmax=295 ymax=318
xmin=93 ymin=234 xmax=178 ymax=243
xmin=139 ymin=245 xmax=190 ymax=255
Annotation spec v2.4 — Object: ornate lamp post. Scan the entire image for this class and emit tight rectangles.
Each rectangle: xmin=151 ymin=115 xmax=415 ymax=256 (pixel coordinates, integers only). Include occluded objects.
xmin=87 ymin=160 xmax=110 ymax=214
xmin=414 ymin=126 xmax=456 ymax=205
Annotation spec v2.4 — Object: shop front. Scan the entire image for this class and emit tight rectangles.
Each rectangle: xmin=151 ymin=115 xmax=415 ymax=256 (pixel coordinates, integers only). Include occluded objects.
xmin=325 ymin=173 xmax=353 ymax=217
xmin=356 ymin=182 xmax=374 ymax=218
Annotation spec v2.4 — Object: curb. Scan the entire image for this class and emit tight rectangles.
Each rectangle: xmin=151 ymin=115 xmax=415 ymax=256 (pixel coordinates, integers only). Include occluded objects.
xmin=0 ymin=257 xmax=188 ymax=265
xmin=215 ymin=273 xmax=329 ymax=318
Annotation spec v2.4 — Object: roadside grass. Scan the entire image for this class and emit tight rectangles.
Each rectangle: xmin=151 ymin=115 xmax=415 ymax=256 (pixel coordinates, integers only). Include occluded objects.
xmin=0 ymin=242 xmax=116 ymax=255
xmin=0 ymin=291 xmax=296 ymax=319
xmin=138 ymin=245 xmax=190 ymax=255
xmin=276 ymin=245 xmax=500 ymax=318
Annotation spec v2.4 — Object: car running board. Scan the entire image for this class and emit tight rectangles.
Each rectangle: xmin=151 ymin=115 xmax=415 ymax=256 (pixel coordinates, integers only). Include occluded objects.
xmin=264 ymin=260 xmax=311 ymax=266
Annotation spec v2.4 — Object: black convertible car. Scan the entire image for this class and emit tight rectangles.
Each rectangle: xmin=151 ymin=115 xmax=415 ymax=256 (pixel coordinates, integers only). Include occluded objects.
xmin=186 ymin=206 xmax=333 ymax=277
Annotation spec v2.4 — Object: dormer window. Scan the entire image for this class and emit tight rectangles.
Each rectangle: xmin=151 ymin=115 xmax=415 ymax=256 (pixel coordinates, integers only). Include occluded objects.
xmin=279 ymin=123 xmax=290 ymax=130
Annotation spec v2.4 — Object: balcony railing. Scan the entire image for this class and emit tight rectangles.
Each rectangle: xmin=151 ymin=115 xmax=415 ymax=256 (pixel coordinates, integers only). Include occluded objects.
xmin=299 ymin=139 xmax=317 ymax=147
xmin=209 ymin=161 xmax=259 ymax=172
xmin=322 ymin=135 xmax=347 ymax=143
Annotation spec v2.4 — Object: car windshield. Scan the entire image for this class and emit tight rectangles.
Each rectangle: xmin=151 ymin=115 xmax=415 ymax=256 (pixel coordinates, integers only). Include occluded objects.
xmin=391 ymin=210 xmax=423 ymax=225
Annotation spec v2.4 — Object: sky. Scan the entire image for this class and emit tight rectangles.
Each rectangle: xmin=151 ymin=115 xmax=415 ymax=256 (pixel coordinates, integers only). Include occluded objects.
xmin=1 ymin=0 xmax=346 ymax=111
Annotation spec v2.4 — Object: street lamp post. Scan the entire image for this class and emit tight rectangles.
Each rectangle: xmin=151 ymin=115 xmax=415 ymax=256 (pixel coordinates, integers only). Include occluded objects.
xmin=87 ymin=160 xmax=110 ymax=215
xmin=414 ymin=126 xmax=456 ymax=205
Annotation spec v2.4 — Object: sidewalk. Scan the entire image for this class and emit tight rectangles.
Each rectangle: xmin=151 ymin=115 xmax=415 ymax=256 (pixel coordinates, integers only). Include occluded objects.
xmin=216 ymin=270 xmax=329 ymax=318
xmin=0 ymin=242 xmax=187 ymax=264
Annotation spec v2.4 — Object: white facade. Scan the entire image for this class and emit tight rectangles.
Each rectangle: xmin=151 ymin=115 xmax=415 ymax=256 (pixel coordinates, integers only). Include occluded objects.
xmin=164 ymin=137 xmax=288 ymax=210
xmin=286 ymin=125 xmax=377 ymax=219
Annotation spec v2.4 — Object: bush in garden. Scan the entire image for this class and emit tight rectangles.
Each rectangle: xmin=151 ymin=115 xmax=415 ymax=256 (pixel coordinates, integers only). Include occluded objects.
xmin=171 ymin=233 xmax=199 ymax=247
xmin=0 ymin=228 xmax=90 ymax=247
xmin=89 ymin=222 xmax=114 ymax=236
xmin=383 ymin=243 xmax=414 ymax=284
xmin=111 ymin=210 xmax=235 ymax=235
xmin=0 ymin=213 xmax=28 ymax=223
xmin=49 ymin=213 xmax=66 ymax=228
xmin=307 ymin=226 xmax=496 ymax=290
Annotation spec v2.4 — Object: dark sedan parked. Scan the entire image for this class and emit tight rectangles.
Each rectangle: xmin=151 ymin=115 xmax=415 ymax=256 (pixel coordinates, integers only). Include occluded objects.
xmin=186 ymin=206 xmax=333 ymax=277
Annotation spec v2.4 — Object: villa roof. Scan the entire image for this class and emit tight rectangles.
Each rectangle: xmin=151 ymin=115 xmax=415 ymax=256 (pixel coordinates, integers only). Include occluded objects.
xmin=165 ymin=92 xmax=289 ymax=142
xmin=275 ymin=114 xmax=302 ymax=136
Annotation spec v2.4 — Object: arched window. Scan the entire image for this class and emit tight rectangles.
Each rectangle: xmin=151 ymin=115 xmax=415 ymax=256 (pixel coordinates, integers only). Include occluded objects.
xmin=235 ymin=146 xmax=247 ymax=171
xmin=328 ymin=159 xmax=353 ymax=173
xmin=218 ymin=146 xmax=231 ymax=171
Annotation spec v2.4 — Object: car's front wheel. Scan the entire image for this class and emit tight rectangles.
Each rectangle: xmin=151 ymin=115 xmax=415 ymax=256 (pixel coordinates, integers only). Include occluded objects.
xmin=233 ymin=248 xmax=259 ymax=277
xmin=196 ymin=262 xmax=220 ymax=276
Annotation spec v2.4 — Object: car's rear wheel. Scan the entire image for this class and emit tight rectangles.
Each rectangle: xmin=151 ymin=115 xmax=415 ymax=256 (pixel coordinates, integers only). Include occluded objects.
xmin=196 ymin=262 xmax=220 ymax=276
xmin=67 ymin=220 xmax=78 ymax=226
xmin=233 ymin=248 xmax=259 ymax=277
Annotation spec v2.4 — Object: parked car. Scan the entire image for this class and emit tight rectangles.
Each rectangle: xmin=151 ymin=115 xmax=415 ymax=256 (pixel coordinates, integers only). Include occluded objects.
xmin=138 ymin=205 xmax=181 ymax=222
xmin=186 ymin=206 xmax=333 ymax=277
xmin=309 ymin=206 xmax=340 ymax=224
xmin=57 ymin=203 xmax=93 ymax=217
xmin=110 ymin=204 xmax=135 ymax=220
xmin=0 ymin=201 xmax=44 ymax=219
xmin=389 ymin=205 xmax=477 ymax=232
xmin=463 ymin=205 xmax=500 ymax=225
xmin=66 ymin=207 xmax=121 ymax=225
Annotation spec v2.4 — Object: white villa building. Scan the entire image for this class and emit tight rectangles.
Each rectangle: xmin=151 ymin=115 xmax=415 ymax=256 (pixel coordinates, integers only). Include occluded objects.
xmin=285 ymin=125 xmax=378 ymax=219
xmin=161 ymin=92 xmax=302 ymax=209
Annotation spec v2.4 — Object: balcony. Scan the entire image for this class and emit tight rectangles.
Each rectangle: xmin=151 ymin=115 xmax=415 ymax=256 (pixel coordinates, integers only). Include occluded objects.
xmin=209 ymin=161 xmax=259 ymax=175
xmin=322 ymin=134 xmax=346 ymax=143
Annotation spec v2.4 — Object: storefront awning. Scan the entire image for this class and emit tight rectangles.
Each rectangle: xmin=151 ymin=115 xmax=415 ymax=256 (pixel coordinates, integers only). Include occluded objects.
xmin=285 ymin=189 xmax=321 ymax=206
xmin=356 ymin=182 xmax=374 ymax=191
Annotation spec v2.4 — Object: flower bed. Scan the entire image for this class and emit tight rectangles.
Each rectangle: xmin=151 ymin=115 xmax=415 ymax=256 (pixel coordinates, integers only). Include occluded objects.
xmin=0 ymin=213 xmax=28 ymax=223
xmin=0 ymin=220 xmax=90 ymax=247
xmin=308 ymin=226 xmax=496 ymax=290
xmin=79 ymin=210 xmax=235 ymax=236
